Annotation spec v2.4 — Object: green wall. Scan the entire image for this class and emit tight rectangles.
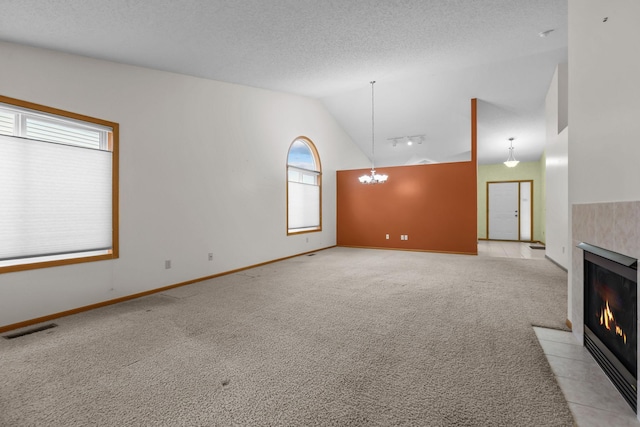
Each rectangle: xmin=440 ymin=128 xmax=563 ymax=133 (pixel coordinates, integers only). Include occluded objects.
xmin=478 ymin=160 xmax=545 ymax=242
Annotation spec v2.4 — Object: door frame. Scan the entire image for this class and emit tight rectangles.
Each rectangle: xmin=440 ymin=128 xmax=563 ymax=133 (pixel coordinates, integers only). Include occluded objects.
xmin=486 ymin=180 xmax=534 ymax=242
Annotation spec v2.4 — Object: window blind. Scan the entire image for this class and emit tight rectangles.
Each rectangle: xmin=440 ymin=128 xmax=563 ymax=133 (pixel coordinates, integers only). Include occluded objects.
xmin=25 ymin=117 xmax=103 ymax=149
xmin=0 ymin=134 xmax=112 ymax=261
xmin=0 ymin=110 xmax=14 ymax=135
xmin=288 ymin=181 xmax=320 ymax=230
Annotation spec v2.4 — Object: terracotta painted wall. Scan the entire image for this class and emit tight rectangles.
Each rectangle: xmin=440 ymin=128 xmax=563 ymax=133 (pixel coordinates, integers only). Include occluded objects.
xmin=336 ymin=100 xmax=477 ymax=255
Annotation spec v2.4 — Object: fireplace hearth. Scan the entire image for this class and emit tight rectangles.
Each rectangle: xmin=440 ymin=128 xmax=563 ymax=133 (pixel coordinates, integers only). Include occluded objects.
xmin=579 ymin=242 xmax=638 ymax=412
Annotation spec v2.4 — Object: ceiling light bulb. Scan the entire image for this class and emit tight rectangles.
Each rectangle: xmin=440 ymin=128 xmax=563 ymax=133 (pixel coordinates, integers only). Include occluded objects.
xmin=407 ymin=139 xmax=413 ymax=146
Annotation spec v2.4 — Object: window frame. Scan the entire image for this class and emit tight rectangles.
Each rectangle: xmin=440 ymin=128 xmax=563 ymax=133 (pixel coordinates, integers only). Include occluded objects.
xmin=286 ymin=136 xmax=322 ymax=235
xmin=0 ymin=94 xmax=119 ymax=274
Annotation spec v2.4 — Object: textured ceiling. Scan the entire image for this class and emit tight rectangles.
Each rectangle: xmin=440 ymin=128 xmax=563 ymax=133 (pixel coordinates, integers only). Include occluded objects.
xmin=0 ymin=0 xmax=568 ymax=166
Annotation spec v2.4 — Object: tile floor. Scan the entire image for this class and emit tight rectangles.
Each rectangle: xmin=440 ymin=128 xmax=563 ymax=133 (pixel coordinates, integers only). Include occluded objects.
xmin=478 ymin=241 xmax=639 ymax=426
xmin=477 ymin=239 xmax=547 ymax=259
xmin=535 ymin=327 xmax=638 ymax=426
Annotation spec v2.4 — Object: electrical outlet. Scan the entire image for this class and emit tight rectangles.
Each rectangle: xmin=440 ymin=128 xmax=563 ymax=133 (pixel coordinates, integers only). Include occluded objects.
xmin=165 ymin=260 xmax=171 ymax=269
xmin=208 ymin=253 xmax=213 ymax=261
xmin=386 ymin=234 xmax=389 ymax=239
xmin=405 ymin=235 xmax=409 ymax=240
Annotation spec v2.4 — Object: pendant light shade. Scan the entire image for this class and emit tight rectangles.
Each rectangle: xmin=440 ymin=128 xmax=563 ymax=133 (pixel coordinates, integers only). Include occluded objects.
xmin=504 ymin=137 xmax=519 ymax=168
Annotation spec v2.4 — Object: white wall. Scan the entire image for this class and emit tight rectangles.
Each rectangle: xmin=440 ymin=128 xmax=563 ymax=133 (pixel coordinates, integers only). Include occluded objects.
xmin=568 ymin=0 xmax=640 ymax=205
xmin=544 ymin=64 xmax=569 ymax=270
xmin=568 ymin=0 xmax=640 ymax=334
xmin=0 ymin=42 xmax=370 ymax=327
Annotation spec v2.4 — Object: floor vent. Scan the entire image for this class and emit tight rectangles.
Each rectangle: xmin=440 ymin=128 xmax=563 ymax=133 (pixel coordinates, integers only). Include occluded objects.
xmin=307 ymin=253 xmax=316 ymax=256
xmin=3 ymin=323 xmax=58 ymax=339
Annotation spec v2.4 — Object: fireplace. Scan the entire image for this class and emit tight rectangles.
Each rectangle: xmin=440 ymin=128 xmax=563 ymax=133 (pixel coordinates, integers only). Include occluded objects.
xmin=579 ymin=242 xmax=638 ymax=412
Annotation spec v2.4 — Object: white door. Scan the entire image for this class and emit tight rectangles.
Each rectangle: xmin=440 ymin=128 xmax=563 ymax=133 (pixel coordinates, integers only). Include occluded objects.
xmin=488 ymin=182 xmax=519 ymax=240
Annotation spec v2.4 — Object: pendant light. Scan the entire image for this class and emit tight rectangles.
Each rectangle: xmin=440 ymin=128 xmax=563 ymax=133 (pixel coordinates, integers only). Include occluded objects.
xmin=359 ymin=81 xmax=388 ymax=184
xmin=504 ymin=137 xmax=519 ymax=168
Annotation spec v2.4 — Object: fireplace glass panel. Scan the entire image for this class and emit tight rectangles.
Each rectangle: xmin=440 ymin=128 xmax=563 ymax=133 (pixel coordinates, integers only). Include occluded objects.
xmin=586 ymin=261 xmax=637 ymax=378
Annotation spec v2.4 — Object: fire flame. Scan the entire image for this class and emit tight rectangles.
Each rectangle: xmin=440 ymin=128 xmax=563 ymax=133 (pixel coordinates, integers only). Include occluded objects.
xmin=599 ymin=300 xmax=627 ymax=344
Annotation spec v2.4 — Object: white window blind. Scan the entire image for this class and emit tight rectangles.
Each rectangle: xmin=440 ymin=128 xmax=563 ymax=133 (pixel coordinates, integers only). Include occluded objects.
xmin=0 ymin=110 xmax=14 ymax=135
xmin=288 ymin=180 xmax=320 ymax=230
xmin=24 ymin=117 xmax=104 ymax=149
xmin=0 ymin=134 xmax=112 ymax=261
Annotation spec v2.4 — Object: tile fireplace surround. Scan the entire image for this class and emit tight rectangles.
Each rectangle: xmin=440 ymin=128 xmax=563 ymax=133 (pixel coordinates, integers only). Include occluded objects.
xmin=572 ymin=201 xmax=640 ymax=416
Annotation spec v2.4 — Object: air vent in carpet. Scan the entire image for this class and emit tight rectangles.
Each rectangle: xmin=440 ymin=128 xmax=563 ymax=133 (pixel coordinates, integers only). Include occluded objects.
xmin=3 ymin=323 xmax=58 ymax=339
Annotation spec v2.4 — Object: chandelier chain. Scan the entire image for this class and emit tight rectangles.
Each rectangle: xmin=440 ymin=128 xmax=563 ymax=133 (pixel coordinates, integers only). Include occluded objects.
xmin=358 ymin=80 xmax=387 ymax=184
xmin=371 ymin=80 xmax=375 ymax=170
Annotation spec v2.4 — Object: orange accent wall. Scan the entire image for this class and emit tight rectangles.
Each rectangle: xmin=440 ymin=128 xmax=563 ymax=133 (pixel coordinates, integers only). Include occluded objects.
xmin=336 ymin=99 xmax=478 ymax=255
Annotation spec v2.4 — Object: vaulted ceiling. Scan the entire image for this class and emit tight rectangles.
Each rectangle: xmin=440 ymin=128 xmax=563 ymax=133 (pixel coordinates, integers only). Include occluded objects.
xmin=0 ymin=0 xmax=567 ymax=166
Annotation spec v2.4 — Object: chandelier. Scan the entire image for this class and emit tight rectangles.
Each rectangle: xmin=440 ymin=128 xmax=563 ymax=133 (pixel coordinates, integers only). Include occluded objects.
xmin=359 ymin=81 xmax=388 ymax=184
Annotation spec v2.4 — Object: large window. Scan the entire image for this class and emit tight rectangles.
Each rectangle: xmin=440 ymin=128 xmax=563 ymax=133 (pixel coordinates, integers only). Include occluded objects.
xmin=287 ymin=137 xmax=321 ymax=234
xmin=0 ymin=95 xmax=119 ymax=273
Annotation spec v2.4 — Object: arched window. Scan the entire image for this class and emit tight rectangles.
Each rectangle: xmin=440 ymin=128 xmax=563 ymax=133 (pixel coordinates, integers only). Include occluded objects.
xmin=287 ymin=137 xmax=321 ymax=234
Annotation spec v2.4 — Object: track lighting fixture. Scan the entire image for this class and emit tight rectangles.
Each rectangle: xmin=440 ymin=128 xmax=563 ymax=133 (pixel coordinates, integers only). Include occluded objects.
xmin=388 ymin=135 xmax=425 ymax=147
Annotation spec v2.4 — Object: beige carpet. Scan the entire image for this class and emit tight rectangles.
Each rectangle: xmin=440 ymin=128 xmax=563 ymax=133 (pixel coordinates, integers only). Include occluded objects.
xmin=0 ymin=247 xmax=574 ymax=426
